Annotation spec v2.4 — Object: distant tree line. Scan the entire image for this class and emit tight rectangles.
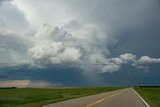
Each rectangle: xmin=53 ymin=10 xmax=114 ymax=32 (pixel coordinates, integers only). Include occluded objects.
xmin=0 ymin=87 xmax=17 ymax=89
xmin=134 ymin=86 xmax=160 ymax=88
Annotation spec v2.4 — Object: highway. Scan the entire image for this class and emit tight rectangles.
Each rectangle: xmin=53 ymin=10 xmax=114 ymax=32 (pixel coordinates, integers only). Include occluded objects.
xmin=44 ymin=88 xmax=147 ymax=107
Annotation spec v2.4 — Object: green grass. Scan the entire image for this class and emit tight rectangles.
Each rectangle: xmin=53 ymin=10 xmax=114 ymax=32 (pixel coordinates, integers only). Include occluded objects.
xmin=134 ymin=87 xmax=160 ymax=107
xmin=0 ymin=87 xmax=123 ymax=107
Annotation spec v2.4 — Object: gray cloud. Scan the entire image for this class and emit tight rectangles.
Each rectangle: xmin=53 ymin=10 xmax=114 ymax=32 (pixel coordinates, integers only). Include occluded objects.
xmin=28 ymin=23 xmax=109 ymax=71
xmin=138 ymin=56 xmax=160 ymax=64
xmin=0 ymin=0 xmax=160 ymax=74
xmin=0 ymin=28 xmax=33 ymax=68
xmin=27 ymin=24 xmax=160 ymax=72
xmin=0 ymin=0 xmax=31 ymax=35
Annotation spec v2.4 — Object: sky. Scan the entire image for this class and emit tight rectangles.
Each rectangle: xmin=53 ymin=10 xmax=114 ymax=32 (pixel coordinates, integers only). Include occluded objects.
xmin=0 ymin=0 xmax=160 ymax=87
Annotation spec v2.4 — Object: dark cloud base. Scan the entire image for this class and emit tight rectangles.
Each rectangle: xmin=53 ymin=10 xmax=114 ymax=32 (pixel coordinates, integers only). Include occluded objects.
xmin=0 ymin=0 xmax=160 ymax=87
xmin=1 ymin=64 xmax=160 ymax=87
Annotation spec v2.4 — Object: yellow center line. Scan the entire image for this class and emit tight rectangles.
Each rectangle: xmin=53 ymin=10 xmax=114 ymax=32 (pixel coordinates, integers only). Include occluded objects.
xmin=86 ymin=91 xmax=122 ymax=107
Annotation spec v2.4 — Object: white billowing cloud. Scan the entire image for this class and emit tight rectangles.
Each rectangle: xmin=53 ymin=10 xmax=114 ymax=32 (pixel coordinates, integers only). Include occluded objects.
xmin=101 ymin=53 xmax=160 ymax=72
xmin=131 ymin=55 xmax=160 ymax=72
xmin=102 ymin=64 xmax=121 ymax=73
xmin=0 ymin=0 xmax=160 ymax=74
xmin=34 ymin=24 xmax=71 ymax=42
xmin=138 ymin=56 xmax=160 ymax=64
xmin=50 ymin=47 xmax=81 ymax=64
xmin=29 ymin=42 xmax=64 ymax=59
xmin=1 ymin=22 xmax=160 ymax=73
xmin=27 ymin=23 xmax=116 ymax=72
xmin=0 ymin=80 xmax=62 ymax=88
xmin=109 ymin=57 xmax=124 ymax=65
xmin=28 ymin=24 xmax=82 ymax=66
xmin=120 ymin=53 xmax=136 ymax=62
xmin=102 ymin=53 xmax=137 ymax=72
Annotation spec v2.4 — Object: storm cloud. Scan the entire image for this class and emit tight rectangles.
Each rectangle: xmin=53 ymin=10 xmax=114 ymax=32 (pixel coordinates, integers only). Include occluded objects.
xmin=0 ymin=0 xmax=160 ymax=74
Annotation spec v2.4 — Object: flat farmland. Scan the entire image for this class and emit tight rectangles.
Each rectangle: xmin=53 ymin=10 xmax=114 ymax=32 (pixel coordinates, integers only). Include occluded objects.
xmin=0 ymin=87 xmax=123 ymax=107
xmin=134 ymin=87 xmax=160 ymax=107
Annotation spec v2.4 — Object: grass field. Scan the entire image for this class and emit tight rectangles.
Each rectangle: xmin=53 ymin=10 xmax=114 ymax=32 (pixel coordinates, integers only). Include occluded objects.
xmin=0 ymin=87 xmax=123 ymax=107
xmin=134 ymin=87 xmax=160 ymax=107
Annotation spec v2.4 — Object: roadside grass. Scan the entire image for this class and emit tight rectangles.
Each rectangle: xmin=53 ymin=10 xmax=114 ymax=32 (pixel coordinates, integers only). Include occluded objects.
xmin=0 ymin=87 xmax=124 ymax=107
xmin=134 ymin=87 xmax=160 ymax=107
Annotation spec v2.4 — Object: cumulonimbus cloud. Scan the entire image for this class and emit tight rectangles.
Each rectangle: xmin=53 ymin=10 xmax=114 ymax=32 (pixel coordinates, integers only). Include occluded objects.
xmin=1 ymin=22 xmax=160 ymax=73
xmin=27 ymin=24 xmax=160 ymax=73
xmin=0 ymin=0 xmax=160 ymax=73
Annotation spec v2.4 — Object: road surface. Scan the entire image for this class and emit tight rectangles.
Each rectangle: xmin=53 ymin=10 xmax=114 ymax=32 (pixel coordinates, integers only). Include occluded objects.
xmin=44 ymin=88 xmax=147 ymax=107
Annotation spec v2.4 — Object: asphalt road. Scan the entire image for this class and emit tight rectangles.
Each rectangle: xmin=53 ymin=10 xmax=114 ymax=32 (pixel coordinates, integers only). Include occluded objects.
xmin=44 ymin=88 xmax=147 ymax=107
